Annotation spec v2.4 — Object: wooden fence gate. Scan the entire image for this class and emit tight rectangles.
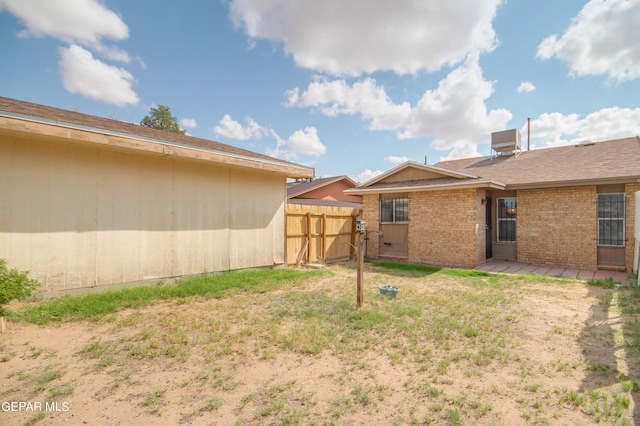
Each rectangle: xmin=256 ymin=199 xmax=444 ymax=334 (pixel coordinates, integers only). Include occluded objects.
xmin=286 ymin=204 xmax=360 ymax=266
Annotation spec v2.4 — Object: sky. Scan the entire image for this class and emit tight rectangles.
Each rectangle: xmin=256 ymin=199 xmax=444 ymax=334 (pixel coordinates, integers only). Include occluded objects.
xmin=1 ymin=0 xmax=639 ymax=183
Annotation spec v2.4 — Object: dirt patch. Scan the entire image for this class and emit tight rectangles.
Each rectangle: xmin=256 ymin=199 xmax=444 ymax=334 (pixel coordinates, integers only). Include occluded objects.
xmin=1 ymin=264 xmax=638 ymax=425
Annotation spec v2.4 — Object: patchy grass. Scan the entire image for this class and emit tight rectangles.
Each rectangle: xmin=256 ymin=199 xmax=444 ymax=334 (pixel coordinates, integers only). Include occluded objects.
xmin=588 ymin=277 xmax=619 ymax=288
xmin=3 ymin=263 xmax=640 ymax=425
xmin=8 ymin=268 xmax=327 ymax=325
xmin=372 ymin=261 xmax=492 ymax=277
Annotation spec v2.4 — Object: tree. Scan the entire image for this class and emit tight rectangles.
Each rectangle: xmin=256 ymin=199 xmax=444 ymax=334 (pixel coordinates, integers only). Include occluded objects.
xmin=140 ymin=105 xmax=186 ymax=134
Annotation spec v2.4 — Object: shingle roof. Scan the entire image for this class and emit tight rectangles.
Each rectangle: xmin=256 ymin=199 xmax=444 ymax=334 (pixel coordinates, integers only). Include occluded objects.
xmin=287 ymin=175 xmax=356 ymax=198
xmin=287 ymin=198 xmax=362 ymax=209
xmin=435 ymin=137 xmax=640 ymax=189
xmin=348 ymin=137 xmax=640 ymax=194
xmin=0 ymin=97 xmax=312 ymax=176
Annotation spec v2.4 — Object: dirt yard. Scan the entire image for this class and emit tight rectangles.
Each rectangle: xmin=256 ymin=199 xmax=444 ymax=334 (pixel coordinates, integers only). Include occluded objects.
xmin=1 ymin=264 xmax=638 ymax=425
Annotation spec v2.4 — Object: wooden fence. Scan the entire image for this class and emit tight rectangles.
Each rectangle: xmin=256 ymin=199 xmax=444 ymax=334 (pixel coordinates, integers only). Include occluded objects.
xmin=286 ymin=204 xmax=360 ymax=266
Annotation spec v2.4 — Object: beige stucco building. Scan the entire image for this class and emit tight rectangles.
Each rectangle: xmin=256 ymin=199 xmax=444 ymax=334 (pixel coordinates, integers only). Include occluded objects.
xmin=0 ymin=97 xmax=313 ymax=293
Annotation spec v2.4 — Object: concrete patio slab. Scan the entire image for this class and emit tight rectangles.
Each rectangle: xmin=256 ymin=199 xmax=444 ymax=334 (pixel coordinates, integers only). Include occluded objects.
xmin=530 ymin=266 xmax=553 ymax=275
xmin=503 ymin=265 xmax=527 ymax=273
xmin=547 ymin=267 xmax=566 ymax=276
xmin=561 ymin=268 xmax=581 ymax=279
xmin=577 ymin=270 xmax=596 ymax=280
xmin=474 ymin=260 xmax=631 ymax=283
xmin=519 ymin=265 xmax=540 ymax=273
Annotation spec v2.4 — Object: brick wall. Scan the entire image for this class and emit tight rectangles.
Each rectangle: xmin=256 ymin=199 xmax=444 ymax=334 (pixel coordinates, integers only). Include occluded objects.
xmin=363 ymin=183 xmax=638 ymax=271
xmin=408 ymin=189 xmax=485 ymax=268
xmin=517 ymin=186 xmax=597 ymax=269
xmin=362 ymin=190 xmax=485 ymax=266
xmin=362 ymin=194 xmax=380 ymax=258
xmin=625 ymin=183 xmax=640 ymax=272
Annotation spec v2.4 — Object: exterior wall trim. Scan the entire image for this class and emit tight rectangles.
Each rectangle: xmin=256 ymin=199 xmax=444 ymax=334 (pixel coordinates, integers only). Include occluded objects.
xmin=346 ymin=180 xmax=505 ymax=195
xmin=0 ymin=112 xmax=314 ymax=178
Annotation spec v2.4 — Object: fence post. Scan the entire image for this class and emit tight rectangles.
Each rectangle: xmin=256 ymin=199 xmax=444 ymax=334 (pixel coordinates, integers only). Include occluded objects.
xmin=321 ymin=213 xmax=327 ymax=262
xmin=357 ymin=231 xmax=365 ymax=308
xmin=306 ymin=212 xmax=312 ymax=263
xmin=350 ymin=214 xmax=357 ymax=260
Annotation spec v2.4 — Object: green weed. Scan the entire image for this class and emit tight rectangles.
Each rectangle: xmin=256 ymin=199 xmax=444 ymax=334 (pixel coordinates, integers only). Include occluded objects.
xmin=9 ymin=269 xmax=326 ymax=324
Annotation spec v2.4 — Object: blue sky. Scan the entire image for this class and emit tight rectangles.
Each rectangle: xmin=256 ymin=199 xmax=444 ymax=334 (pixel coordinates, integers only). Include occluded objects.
xmin=1 ymin=0 xmax=639 ymax=183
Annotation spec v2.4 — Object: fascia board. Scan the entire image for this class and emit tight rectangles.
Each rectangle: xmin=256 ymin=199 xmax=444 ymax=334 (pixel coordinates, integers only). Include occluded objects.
xmin=345 ymin=180 xmax=505 ymax=195
xmin=0 ymin=112 xmax=314 ymax=178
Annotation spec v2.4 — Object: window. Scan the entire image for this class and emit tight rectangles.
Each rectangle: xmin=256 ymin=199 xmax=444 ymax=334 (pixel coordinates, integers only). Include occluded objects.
xmin=497 ymin=197 xmax=516 ymax=242
xmin=597 ymin=193 xmax=625 ymax=246
xmin=380 ymin=197 xmax=408 ymax=223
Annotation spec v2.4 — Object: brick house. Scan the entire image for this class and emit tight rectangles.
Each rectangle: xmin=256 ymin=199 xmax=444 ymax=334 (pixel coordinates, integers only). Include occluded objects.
xmin=345 ymin=135 xmax=640 ymax=272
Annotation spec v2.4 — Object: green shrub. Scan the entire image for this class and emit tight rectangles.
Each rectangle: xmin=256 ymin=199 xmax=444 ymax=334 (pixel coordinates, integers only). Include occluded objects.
xmin=0 ymin=259 xmax=40 ymax=316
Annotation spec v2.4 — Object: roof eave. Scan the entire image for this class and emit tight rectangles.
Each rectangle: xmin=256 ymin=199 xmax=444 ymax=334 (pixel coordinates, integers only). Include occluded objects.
xmin=345 ymin=180 xmax=505 ymax=195
xmin=0 ymin=112 xmax=314 ymax=179
xmin=507 ymin=176 xmax=640 ymax=190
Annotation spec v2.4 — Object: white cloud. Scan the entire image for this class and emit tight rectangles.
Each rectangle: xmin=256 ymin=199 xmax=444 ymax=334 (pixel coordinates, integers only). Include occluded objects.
xmin=230 ymin=0 xmax=503 ymax=75
xmin=135 ymin=56 xmax=147 ymax=69
xmin=351 ymin=169 xmax=384 ymax=185
xmin=58 ymin=45 xmax=138 ymax=106
xmin=213 ymin=114 xmax=265 ymax=140
xmin=267 ymin=127 xmax=326 ymax=160
xmin=525 ymin=107 xmax=640 ymax=149
xmin=0 ymin=0 xmax=130 ymax=62
xmin=180 ymin=118 xmax=197 ymax=129
xmin=537 ymin=0 xmax=640 ymax=81
xmin=212 ymin=115 xmax=327 ymax=161
xmin=1 ymin=0 xmax=139 ymax=104
xmin=385 ymin=156 xmax=410 ymax=164
xmin=287 ymin=54 xmax=512 ymax=160
xmin=517 ymin=82 xmax=536 ymax=93
xmin=285 ymin=78 xmax=412 ymax=131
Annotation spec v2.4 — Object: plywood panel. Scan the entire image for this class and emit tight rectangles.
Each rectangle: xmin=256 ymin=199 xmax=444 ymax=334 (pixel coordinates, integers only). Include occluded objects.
xmin=134 ymin=154 xmax=173 ymax=280
xmin=229 ymin=169 xmax=285 ymax=269
xmin=20 ymin=139 xmax=50 ymax=283
xmin=0 ymin=138 xmax=12 ymax=261
xmin=96 ymin=149 xmax=143 ymax=284
xmin=171 ymin=160 xmax=231 ymax=275
xmin=379 ymin=223 xmax=409 ymax=257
